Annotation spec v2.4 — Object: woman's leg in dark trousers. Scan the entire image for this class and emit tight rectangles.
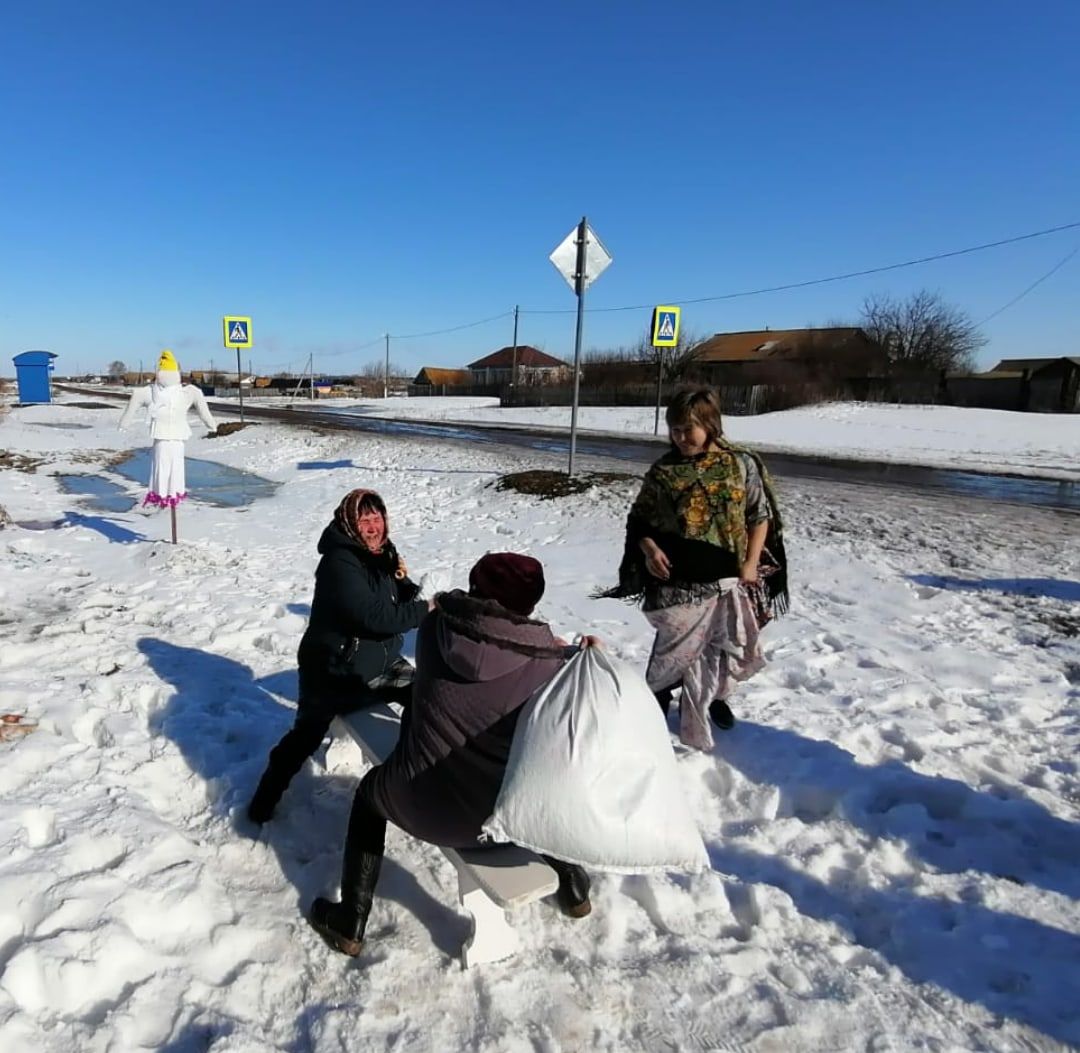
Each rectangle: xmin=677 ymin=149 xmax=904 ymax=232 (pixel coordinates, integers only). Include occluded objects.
xmin=310 ymin=774 xmax=388 ymax=956
xmin=248 ymin=671 xmax=335 ymax=823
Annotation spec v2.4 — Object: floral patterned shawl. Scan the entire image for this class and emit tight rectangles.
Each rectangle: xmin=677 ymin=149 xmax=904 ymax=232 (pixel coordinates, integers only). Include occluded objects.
xmin=601 ymin=440 xmax=789 ymax=618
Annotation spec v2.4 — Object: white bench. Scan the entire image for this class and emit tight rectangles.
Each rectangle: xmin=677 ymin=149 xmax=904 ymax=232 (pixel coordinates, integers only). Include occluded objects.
xmin=333 ymin=703 xmax=559 ymax=968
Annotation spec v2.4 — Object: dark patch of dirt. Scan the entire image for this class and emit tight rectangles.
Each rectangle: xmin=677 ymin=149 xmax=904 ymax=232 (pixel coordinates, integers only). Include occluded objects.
xmin=0 ymin=504 xmax=10 ymax=528
xmin=0 ymin=450 xmax=45 ymax=473
xmin=211 ymin=421 xmax=255 ymax=438
xmin=66 ymin=402 xmax=118 ymax=410
xmin=493 ymin=469 xmax=638 ymax=500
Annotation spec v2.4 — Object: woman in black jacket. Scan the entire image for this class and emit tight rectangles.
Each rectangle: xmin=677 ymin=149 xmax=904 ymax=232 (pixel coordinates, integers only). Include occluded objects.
xmin=248 ymin=489 xmax=432 ymax=823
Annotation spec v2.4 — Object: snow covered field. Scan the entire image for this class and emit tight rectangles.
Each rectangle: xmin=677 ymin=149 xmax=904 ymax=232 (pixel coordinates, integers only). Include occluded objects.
xmin=304 ymin=397 xmax=1080 ymax=482
xmin=1 ymin=394 xmax=1079 ymax=1051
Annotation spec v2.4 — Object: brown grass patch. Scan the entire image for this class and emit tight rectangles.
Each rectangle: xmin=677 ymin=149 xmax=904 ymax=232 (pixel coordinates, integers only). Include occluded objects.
xmin=211 ymin=421 xmax=255 ymax=438
xmin=493 ymin=469 xmax=637 ymax=500
xmin=0 ymin=450 xmax=45 ymax=473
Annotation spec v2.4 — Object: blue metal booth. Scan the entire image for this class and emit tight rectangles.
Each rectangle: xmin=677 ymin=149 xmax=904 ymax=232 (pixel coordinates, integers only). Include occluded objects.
xmin=12 ymin=350 xmax=57 ymax=404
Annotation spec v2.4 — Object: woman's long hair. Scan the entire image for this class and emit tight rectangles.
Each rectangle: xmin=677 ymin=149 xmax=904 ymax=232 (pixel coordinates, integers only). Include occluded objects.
xmin=665 ymin=388 xmax=724 ymax=450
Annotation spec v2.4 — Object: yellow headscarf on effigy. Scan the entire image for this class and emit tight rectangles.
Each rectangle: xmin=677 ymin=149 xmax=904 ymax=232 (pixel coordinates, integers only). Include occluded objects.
xmin=157 ymin=349 xmax=179 ymax=373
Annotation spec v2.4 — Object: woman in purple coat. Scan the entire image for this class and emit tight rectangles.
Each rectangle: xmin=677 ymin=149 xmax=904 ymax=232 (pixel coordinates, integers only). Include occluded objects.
xmin=310 ymin=552 xmax=593 ymax=957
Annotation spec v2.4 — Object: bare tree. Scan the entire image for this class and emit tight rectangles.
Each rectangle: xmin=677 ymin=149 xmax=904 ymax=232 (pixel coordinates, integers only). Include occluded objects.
xmin=635 ymin=328 xmax=705 ymax=384
xmin=107 ymin=360 xmax=127 ymax=377
xmin=361 ymin=359 xmax=407 ymax=378
xmin=860 ymin=290 xmax=984 ymax=374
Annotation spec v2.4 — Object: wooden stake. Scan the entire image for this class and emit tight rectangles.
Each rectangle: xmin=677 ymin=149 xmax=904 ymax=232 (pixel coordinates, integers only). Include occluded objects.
xmin=171 ymin=504 xmax=178 ymax=544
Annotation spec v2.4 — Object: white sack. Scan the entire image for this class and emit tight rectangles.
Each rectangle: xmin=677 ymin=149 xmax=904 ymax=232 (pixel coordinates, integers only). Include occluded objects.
xmin=482 ymin=646 xmax=709 ymax=873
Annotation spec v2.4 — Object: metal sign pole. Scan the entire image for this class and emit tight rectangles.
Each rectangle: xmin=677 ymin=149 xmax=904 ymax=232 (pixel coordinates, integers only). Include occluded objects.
xmin=568 ymin=216 xmax=588 ymax=477
xmin=654 ymin=348 xmax=663 ymax=435
xmin=236 ymin=347 xmax=245 ymax=422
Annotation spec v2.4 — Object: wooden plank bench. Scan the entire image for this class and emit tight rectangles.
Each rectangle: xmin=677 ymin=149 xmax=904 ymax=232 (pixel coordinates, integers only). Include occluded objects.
xmin=333 ymin=702 xmax=559 ymax=968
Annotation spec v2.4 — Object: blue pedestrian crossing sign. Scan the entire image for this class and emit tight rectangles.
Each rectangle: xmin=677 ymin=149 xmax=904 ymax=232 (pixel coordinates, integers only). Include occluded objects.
xmin=223 ymin=316 xmax=253 ymax=349
xmin=651 ymin=305 xmax=681 ymax=348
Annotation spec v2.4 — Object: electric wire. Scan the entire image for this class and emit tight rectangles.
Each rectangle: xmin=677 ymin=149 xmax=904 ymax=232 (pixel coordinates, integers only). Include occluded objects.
xmin=391 ymin=310 xmax=512 ymax=340
xmin=520 ymin=220 xmax=1080 ymax=316
xmin=247 ymin=219 xmax=1080 ymax=369
xmin=975 ymin=246 xmax=1079 ymax=326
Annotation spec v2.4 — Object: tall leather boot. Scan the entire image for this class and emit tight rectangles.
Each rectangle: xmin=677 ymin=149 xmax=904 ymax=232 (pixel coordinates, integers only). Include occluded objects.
xmin=541 ymin=855 xmax=592 ymax=918
xmin=310 ymin=789 xmax=387 ymax=956
xmin=653 ymin=685 xmax=675 ymax=717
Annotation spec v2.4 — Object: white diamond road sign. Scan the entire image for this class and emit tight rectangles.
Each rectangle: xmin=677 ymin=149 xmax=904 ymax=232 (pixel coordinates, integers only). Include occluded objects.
xmin=549 ymin=222 xmax=612 ymax=293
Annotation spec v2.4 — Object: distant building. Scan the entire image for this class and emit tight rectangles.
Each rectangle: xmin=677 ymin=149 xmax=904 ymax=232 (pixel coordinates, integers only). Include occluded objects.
xmin=409 ymin=367 xmax=472 ymax=396
xmin=991 ymin=357 xmax=1080 ymax=413
xmin=467 ymin=346 xmax=569 ymax=386
xmin=691 ymin=327 xmax=885 ymax=384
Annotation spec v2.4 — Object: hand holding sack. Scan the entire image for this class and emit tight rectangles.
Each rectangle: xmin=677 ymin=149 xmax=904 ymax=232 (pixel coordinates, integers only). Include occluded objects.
xmin=482 ymin=646 xmax=709 ymax=874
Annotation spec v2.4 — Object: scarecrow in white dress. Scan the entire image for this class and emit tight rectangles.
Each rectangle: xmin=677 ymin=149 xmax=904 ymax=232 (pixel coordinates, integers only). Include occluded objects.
xmin=119 ymin=350 xmax=217 ymax=520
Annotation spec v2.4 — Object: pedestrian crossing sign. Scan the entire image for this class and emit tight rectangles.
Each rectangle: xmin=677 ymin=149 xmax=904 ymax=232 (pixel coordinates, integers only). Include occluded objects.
xmin=223 ymin=316 xmax=253 ymax=349
xmin=651 ymin=305 xmax=681 ymax=348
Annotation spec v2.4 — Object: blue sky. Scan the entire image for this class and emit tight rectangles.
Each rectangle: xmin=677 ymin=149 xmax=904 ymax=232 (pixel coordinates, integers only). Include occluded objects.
xmin=1 ymin=1 xmax=1077 ymax=376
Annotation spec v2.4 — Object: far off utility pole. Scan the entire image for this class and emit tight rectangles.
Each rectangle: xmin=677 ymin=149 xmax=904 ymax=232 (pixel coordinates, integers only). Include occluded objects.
xmin=510 ymin=305 xmax=520 ymax=389
xmin=384 ymin=333 xmax=390 ymax=399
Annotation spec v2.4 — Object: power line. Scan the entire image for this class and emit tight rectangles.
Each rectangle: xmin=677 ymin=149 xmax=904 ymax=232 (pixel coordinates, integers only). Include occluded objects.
xmin=391 ymin=310 xmax=512 ymax=340
xmin=231 ymin=219 xmax=1080 ymax=369
xmin=976 ymin=245 xmax=1079 ymax=326
xmin=315 ymin=334 xmax=387 ymax=359
xmin=520 ymin=219 xmax=1080 ymax=316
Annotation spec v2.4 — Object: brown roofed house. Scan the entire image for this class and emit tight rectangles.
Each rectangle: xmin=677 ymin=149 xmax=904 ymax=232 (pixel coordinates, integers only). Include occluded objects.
xmin=467 ymin=346 xmax=569 ymax=386
xmin=409 ymin=367 xmax=472 ymax=396
xmin=691 ymin=327 xmax=885 ymax=384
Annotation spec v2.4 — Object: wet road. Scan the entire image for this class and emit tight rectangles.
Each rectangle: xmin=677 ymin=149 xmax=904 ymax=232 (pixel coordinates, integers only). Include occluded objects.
xmin=55 ymin=387 xmax=1079 ymax=513
xmin=247 ymin=401 xmax=1080 ymax=514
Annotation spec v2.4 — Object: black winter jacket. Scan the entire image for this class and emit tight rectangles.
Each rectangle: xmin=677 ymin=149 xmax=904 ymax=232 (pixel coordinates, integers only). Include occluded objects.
xmin=297 ymin=522 xmax=428 ymax=687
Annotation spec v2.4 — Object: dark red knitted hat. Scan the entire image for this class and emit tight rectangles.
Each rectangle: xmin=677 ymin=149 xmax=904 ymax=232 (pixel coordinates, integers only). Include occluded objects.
xmin=468 ymin=553 xmax=545 ymax=616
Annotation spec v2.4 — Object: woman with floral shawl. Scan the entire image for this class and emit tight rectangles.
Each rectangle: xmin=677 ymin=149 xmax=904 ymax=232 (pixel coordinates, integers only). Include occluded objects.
xmin=603 ymin=388 xmax=787 ymax=750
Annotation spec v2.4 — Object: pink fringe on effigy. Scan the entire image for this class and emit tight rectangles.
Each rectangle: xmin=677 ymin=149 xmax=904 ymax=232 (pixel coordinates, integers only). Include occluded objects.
xmin=143 ymin=491 xmax=188 ymax=509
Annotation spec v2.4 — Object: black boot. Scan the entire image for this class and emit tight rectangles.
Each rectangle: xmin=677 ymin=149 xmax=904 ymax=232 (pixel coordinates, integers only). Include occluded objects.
xmin=310 ymin=788 xmax=387 ymax=956
xmin=542 ymin=855 xmax=592 ymax=918
xmin=310 ymin=850 xmax=381 ymax=957
xmin=709 ymin=698 xmax=735 ymax=730
xmin=653 ymin=685 xmax=675 ymax=717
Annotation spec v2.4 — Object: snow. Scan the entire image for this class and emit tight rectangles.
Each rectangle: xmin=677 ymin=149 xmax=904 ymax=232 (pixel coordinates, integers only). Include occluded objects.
xmin=1 ymin=392 xmax=1079 ymax=1052
xmin=301 ymin=397 xmax=1080 ymax=481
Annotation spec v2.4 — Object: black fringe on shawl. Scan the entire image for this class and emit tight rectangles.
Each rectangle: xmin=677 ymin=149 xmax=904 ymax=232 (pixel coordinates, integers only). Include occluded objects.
xmin=594 ymin=450 xmax=790 ymax=619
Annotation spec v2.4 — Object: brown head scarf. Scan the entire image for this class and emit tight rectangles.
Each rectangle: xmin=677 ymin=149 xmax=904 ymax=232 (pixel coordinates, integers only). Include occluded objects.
xmin=332 ymin=489 xmax=407 ymax=579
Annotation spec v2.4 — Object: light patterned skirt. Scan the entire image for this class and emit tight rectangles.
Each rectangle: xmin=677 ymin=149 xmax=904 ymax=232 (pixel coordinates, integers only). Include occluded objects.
xmin=144 ymin=439 xmax=188 ymax=508
xmin=644 ymin=580 xmax=764 ymax=751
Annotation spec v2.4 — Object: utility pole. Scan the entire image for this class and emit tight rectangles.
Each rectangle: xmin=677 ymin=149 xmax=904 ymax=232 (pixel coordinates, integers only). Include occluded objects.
xmin=510 ymin=305 xmax=520 ymax=391
xmin=384 ymin=333 xmax=390 ymax=399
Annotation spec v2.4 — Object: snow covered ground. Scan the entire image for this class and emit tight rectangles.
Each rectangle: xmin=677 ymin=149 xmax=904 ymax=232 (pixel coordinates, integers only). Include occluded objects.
xmin=300 ymin=397 xmax=1080 ymax=482
xmin=1 ymin=392 xmax=1079 ymax=1052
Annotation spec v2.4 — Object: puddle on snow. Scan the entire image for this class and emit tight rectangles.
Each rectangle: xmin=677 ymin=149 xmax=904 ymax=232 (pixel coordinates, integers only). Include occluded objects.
xmin=55 ymin=474 xmax=137 ymax=513
xmin=113 ymin=450 xmax=279 ymax=508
